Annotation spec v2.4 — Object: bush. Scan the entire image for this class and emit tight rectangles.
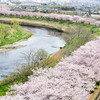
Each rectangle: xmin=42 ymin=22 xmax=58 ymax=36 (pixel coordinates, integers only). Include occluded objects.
xmin=96 ymin=81 xmax=100 ymax=86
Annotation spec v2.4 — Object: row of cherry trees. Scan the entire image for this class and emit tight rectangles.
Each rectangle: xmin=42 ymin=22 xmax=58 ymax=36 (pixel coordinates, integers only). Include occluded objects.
xmin=1 ymin=39 xmax=100 ymax=100
xmin=0 ymin=6 xmax=100 ymax=26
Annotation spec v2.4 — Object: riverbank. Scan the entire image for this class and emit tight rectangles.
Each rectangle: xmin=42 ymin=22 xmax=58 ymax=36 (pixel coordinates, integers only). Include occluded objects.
xmin=0 ymin=16 xmax=99 ymax=35
xmin=0 ymin=17 xmax=100 ymax=99
xmin=0 ymin=45 xmax=26 ymax=53
xmin=0 ymin=31 xmax=33 ymax=53
xmin=0 ymin=22 xmax=32 ymax=52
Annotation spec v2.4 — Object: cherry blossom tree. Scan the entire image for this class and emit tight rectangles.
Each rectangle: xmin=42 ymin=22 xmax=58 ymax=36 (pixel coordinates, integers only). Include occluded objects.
xmin=1 ymin=38 xmax=100 ymax=100
xmin=0 ymin=7 xmax=99 ymax=27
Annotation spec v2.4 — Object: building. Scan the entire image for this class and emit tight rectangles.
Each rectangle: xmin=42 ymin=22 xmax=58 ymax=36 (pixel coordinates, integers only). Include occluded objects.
xmin=0 ymin=0 xmax=8 ymax=2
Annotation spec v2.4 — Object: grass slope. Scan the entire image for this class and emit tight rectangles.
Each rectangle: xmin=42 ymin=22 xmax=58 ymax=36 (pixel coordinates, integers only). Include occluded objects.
xmin=0 ymin=22 xmax=32 ymax=47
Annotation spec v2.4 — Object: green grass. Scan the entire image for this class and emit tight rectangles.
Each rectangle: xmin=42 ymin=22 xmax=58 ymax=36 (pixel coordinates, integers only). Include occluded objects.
xmin=0 ymin=22 xmax=32 ymax=47
xmin=0 ymin=66 xmax=33 ymax=96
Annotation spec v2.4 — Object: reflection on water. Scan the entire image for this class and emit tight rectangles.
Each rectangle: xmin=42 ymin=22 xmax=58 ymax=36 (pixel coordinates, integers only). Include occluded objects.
xmin=0 ymin=27 xmax=65 ymax=80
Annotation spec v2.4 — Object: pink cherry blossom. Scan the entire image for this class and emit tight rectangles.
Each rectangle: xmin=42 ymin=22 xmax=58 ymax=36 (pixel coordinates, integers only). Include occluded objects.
xmin=0 ymin=7 xmax=99 ymax=26
xmin=1 ymin=38 xmax=100 ymax=100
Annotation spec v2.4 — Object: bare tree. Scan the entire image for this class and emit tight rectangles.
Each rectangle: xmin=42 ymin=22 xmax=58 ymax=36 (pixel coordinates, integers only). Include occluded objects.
xmin=21 ymin=49 xmax=48 ymax=67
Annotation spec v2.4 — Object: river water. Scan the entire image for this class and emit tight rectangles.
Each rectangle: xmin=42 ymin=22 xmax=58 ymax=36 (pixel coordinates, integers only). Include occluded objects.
xmin=0 ymin=27 xmax=65 ymax=80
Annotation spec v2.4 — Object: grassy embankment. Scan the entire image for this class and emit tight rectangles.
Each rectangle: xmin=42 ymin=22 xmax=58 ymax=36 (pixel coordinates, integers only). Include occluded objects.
xmin=0 ymin=16 xmax=100 ymax=97
xmin=88 ymin=82 xmax=100 ymax=100
xmin=88 ymin=86 xmax=100 ymax=100
xmin=0 ymin=21 xmax=32 ymax=49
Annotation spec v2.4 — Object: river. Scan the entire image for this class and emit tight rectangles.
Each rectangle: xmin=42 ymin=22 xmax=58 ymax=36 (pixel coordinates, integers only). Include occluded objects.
xmin=0 ymin=27 xmax=65 ymax=80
